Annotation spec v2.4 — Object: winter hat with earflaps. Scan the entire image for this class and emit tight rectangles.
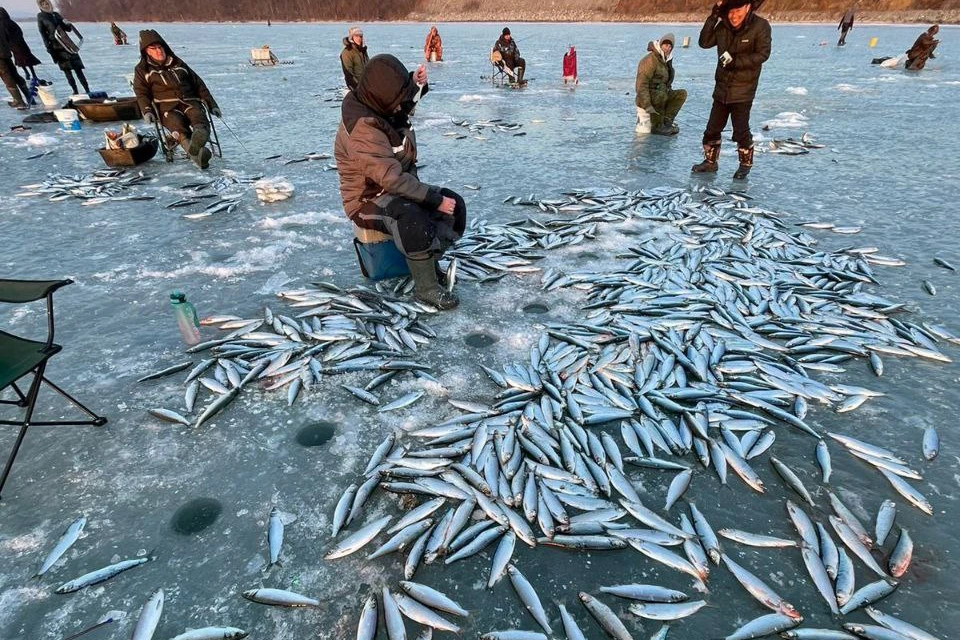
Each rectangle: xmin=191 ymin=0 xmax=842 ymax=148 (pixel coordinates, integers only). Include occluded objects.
xmin=37 ymin=0 xmax=54 ymax=13
xmin=721 ymin=0 xmax=766 ymax=9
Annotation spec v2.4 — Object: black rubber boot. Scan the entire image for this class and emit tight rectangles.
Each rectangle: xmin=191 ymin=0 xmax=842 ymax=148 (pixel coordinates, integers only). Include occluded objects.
xmin=435 ymin=261 xmax=448 ymax=287
xmin=733 ymin=146 xmax=754 ymax=180
xmin=406 ymin=255 xmax=459 ymax=310
xmin=652 ymin=118 xmax=679 ymax=136
xmin=194 ymin=147 xmax=212 ymax=170
xmin=692 ymin=143 xmax=720 ymax=173
xmin=187 ymin=127 xmax=209 ymax=158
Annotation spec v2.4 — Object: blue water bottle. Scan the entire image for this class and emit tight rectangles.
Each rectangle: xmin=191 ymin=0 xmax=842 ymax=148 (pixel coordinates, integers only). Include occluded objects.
xmin=170 ymin=291 xmax=201 ymax=345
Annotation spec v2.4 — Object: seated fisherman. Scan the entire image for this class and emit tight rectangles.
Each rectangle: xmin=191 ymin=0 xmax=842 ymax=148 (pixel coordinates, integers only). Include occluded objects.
xmin=133 ymin=30 xmax=222 ymax=169
xmin=635 ymin=33 xmax=687 ymax=135
xmin=493 ymin=27 xmax=525 ymax=83
xmin=334 ymin=55 xmax=466 ymax=310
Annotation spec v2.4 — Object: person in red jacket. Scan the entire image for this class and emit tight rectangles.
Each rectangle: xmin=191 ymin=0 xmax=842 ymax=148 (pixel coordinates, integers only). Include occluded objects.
xmin=563 ymin=46 xmax=578 ymax=85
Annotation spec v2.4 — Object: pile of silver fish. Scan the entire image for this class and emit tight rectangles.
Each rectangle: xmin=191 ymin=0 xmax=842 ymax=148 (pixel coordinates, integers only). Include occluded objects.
xmin=139 ymin=282 xmax=445 ymax=426
xmin=131 ymin=186 xmax=948 ymax=639
xmin=446 ymin=118 xmax=525 ymax=140
xmin=176 ymin=172 xmax=264 ymax=193
xmin=318 ymin=187 xmax=946 ymax=640
xmin=16 ymin=169 xmax=154 ymax=205
xmin=279 ymin=151 xmax=333 ymax=165
xmin=765 ymin=133 xmax=826 ymax=156
xmin=163 ymin=172 xmax=267 ymax=218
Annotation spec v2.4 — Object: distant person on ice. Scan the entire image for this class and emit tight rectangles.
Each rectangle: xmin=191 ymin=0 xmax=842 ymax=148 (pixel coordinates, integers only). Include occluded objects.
xmin=111 ymin=22 xmax=128 ymax=45
xmin=493 ymin=27 xmax=525 ymax=84
xmin=563 ymin=45 xmax=578 ymax=84
xmin=0 ymin=8 xmax=29 ymax=108
xmin=36 ymin=0 xmax=89 ymax=95
xmin=0 ymin=7 xmax=42 ymax=82
xmin=635 ymin=33 xmax=686 ymax=135
xmin=905 ymin=24 xmax=939 ymax=70
xmin=424 ymin=25 xmax=442 ymax=62
xmin=341 ymin=26 xmax=368 ymax=91
xmin=334 ymin=54 xmax=466 ymax=310
xmin=134 ymin=30 xmax=222 ymax=170
xmin=837 ymin=6 xmax=855 ymax=46
xmin=692 ymin=0 xmax=771 ymax=180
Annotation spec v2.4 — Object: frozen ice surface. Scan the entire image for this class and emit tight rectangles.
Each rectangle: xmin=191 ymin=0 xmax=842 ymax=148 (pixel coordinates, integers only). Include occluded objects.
xmin=0 ymin=21 xmax=959 ymax=640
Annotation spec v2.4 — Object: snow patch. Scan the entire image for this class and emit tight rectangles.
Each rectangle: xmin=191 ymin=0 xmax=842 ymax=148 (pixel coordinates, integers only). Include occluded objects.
xmin=786 ymin=86 xmax=808 ymax=96
xmin=762 ymin=112 xmax=809 ymax=129
xmin=458 ymin=94 xmax=500 ymax=102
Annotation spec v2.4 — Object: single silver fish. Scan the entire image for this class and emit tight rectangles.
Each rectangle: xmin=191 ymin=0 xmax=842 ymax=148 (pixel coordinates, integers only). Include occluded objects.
xmin=55 ymin=555 xmax=152 ymax=593
xmin=35 ymin=516 xmax=85 ymax=577
xmin=241 ymin=588 xmax=319 ymax=607
xmin=131 ymin=588 xmax=164 ymax=640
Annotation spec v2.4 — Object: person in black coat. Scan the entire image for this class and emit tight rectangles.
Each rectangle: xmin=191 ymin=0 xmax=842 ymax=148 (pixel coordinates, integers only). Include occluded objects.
xmin=0 ymin=8 xmax=28 ymax=108
xmin=0 ymin=7 xmax=41 ymax=81
xmin=692 ymin=0 xmax=771 ymax=180
xmin=36 ymin=0 xmax=88 ymax=95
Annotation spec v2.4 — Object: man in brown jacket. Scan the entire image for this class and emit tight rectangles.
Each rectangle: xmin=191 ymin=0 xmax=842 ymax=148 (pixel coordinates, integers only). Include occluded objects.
xmin=334 ymin=54 xmax=466 ymax=310
xmin=133 ymin=30 xmax=221 ymax=169
xmin=905 ymin=25 xmax=939 ymax=70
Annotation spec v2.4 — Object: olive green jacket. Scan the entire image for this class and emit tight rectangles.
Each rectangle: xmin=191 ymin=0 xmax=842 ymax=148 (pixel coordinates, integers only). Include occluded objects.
xmin=635 ymin=41 xmax=673 ymax=111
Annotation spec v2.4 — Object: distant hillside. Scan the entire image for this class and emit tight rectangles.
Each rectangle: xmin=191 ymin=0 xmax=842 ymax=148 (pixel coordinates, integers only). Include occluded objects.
xmin=60 ymin=0 xmax=959 ymax=23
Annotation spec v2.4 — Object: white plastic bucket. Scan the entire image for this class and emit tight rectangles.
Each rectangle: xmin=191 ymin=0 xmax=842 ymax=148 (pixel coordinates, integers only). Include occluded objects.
xmin=37 ymin=85 xmax=57 ymax=107
xmin=54 ymin=109 xmax=81 ymax=131
xmin=635 ymin=107 xmax=651 ymax=134
xmin=430 ymin=51 xmax=438 ymax=63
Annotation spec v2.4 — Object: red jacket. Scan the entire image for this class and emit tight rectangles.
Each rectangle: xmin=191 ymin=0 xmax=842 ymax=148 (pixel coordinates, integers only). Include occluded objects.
xmin=563 ymin=48 xmax=577 ymax=77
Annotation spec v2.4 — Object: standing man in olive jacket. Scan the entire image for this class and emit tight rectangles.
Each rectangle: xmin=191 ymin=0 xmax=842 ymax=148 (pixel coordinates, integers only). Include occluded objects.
xmin=133 ymin=30 xmax=221 ymax=169
xmin=340 ymin=27 xmax=368 ymax=91
xmin=334 ymin=54 xmax=466 ymax=310
xmin=635 ymin=33 xmax=687 ymax=136
xmin=692 ymin=0 xmax=771 ymax=180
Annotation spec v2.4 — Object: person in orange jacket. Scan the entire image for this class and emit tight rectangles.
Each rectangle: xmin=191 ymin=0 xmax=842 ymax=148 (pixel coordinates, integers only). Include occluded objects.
xmin=424 ymin=25 xmax=442 ymax=62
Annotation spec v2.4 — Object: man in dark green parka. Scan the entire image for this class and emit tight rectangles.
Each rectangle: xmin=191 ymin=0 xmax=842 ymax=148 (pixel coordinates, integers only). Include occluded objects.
xmin=692 ymin=0 xmax=771 ymax=180
xmin=340 ymin=27 xmax=369 ymax=91
xmin=635 ymin=33 xmax=687 ymax=136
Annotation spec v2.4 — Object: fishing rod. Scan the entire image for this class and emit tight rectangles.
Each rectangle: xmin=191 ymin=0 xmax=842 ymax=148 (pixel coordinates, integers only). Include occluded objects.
xmin=215 ymin=116 xmax=250 ymax=153
xmin=62 ymin=617 xmax=114 ymax=640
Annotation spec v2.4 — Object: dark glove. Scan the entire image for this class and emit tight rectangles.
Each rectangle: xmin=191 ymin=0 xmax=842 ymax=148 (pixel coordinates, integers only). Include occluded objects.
xmin=143 ymin=111 xmax=156 ymax=124
xmin=209 ymin=106 xmax=222 ymax=118
xmin=711 ymin=1 xmax=724 ymax=18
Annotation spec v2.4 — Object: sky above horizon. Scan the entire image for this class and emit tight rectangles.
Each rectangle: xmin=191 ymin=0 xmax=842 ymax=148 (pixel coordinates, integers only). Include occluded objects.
xmin=5 ymin=0 xmax=39 ymax=17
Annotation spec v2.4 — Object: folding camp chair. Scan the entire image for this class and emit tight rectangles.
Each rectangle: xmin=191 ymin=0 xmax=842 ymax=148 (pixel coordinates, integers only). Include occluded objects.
xmin=489 ymin=49 xmax=514 ymax=87
xmin=0 ymin=279 xmax=106 ymax=499
xmin=153 ymin=101 xmax=223 ymax=163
